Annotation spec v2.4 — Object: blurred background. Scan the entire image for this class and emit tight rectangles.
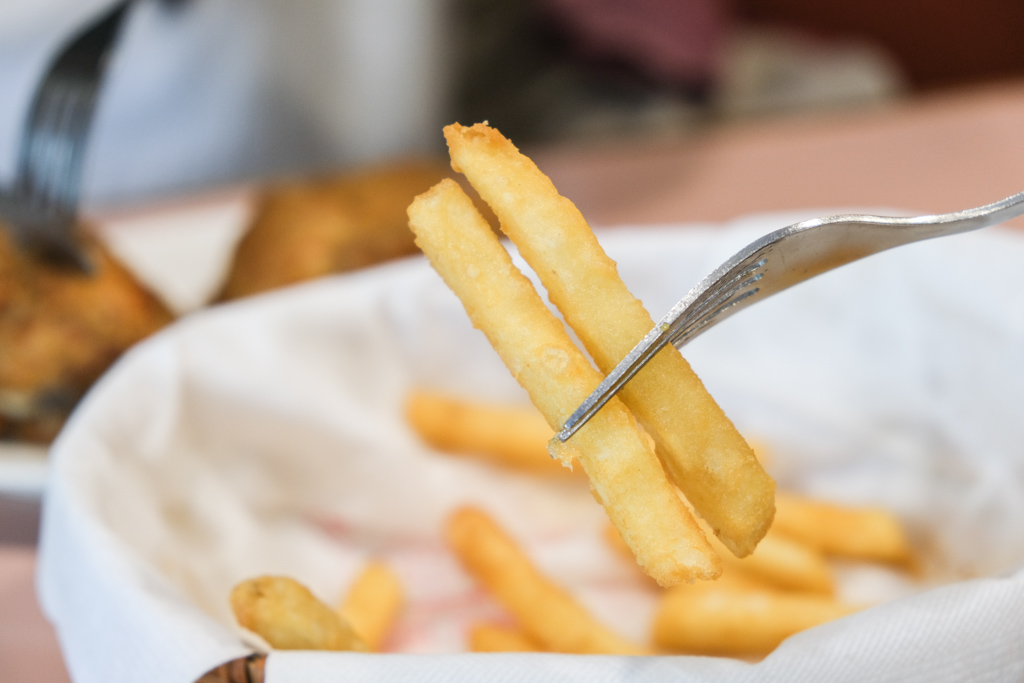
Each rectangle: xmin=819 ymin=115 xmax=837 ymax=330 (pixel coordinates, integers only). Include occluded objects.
xmin=2 ymin=0 xmax=1023 ymax=208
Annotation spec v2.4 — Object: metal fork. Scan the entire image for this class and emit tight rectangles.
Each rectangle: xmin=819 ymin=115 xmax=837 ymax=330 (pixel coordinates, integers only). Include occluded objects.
xmin=556 ymin=190 xmax=1024 ymax=442
xmin=0 ymin=1 xmax=131 ymax=271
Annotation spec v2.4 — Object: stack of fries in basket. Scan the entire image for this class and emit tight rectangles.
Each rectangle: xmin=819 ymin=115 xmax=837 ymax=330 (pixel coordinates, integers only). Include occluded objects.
xmin=231 ymin=123 xmax=915 ymax=658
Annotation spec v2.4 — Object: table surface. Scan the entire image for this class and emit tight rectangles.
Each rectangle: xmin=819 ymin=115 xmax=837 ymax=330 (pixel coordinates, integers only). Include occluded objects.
xmin=5 ymin=80 xmax=1024 ymax=683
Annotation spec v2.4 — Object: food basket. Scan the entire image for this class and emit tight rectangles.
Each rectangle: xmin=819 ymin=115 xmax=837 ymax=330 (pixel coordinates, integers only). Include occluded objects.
xmin=37 ymin=216 xmax=1024 ymax=682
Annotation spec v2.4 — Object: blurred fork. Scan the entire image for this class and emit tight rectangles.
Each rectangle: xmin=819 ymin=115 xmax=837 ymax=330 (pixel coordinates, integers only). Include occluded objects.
xmin=556 ymin=190 xmax=1024 ymax=442
xmin=0 ymin=1 xmax=131 ymax=272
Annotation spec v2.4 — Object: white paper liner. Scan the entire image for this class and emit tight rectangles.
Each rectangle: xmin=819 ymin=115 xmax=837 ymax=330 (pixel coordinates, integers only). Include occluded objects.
xmin=37 ymin=215 xmax=1024 ymax=682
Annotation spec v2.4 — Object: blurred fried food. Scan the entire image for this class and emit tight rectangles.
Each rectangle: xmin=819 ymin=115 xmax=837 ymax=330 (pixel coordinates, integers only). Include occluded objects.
xmin=468 ymin=623 xmax=544 ymax=653
xmin=231 ymin=575 xmax=368 ymax=652
xmin=652 ymin=574 xmax=860 ymax=657
xmin=773 ymin=493 xmax=914 ymax=566
xmin=0 ymin=161 xmax=493 ymax=444
xmin=337 ymin=561 xmax=404 ymax=651
xmin=446 ymin=507 xmax=648 ymax=655
xmin=405 ymin=389 xmax=581 ymax=477
xmin=0 ymin=225 xmax=172 ymax=442
xmin=220 ymin=160 xmax=494 ymax=300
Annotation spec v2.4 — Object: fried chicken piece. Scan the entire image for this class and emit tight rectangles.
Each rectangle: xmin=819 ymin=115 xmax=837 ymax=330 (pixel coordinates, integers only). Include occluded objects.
xmin=220 ymin=160 xmax=494 ymax=300
xmin=0 ymin=225 xmax=173 ymax=442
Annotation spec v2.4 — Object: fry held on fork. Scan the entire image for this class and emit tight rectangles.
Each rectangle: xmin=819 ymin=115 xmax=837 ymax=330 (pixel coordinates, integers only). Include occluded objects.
xmin=408 ymin=178 xmax=719 ymax=585
xmin=443 ymin=123 xmax=775 ymax=558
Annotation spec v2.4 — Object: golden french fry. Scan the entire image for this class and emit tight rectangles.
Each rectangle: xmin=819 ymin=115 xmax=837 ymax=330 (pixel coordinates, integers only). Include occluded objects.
xmin=443 ymin=122 xmax=774 ymax=558
xmin=606 ymin=518 xmax=833 ymax=595
xmin=672 ymin=491 xmax=834 ymax=594
xmin=469 ymin=623 xmax=544 ymax=652
xmin=337 ymin=561 xmax=404 ymax=651
xmin=230 ymin=576 xmax=368 ymax=651
xmin=652 ymin=580 xmax=860 ymax=656
xmin=774 ymin=493 xmax=913 ymax=565
xmin=747 ymin=439 xmax=773 ymax=468
xmin=409 ymin=179 xmax=719 ymax=585
xmin=405 ymin=389 xmax=580 ymax=477
xmin=447 ymin=507 xmax=649 ymax=655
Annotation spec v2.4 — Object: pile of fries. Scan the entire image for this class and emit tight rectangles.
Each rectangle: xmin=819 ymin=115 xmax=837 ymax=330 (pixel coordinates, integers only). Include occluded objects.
xmin=406 ymin=390 xmax=913 ymax=656
xmin=230 ymin=123 xmax=915 ymax=659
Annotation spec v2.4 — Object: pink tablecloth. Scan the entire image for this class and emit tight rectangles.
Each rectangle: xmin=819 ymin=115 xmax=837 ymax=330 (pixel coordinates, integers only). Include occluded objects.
xmin=0 ymin=546 xmax=70 ymax=683
xmin=535 ymin=82 xmax=1024 ymax=228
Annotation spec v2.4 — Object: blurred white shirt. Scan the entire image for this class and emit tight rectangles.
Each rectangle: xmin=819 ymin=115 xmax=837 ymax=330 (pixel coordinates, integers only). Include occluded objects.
xmin=0 ymin=0 xmax=452 ymax=209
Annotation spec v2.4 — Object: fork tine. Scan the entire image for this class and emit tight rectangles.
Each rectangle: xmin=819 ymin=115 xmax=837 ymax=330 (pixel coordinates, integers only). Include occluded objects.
xmin=555 ymin=324 xmax=671 ymax=442
xmin=27 ymin=80 xmax=96 ymax=214
xmin=668 ymin=259 xmax=767 ymax=347
xmin=4 ymin=1 xmax=130 ymax=270
xmin=20 ymin=62 xmax=104 ymax=214
xmin=559 ymin=190 xmax=1024 ymax=442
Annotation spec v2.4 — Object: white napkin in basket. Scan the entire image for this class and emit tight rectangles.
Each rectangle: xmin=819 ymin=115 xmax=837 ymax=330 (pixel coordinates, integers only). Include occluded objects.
xmin=38 ymin=216 xmax=1024 ymax=682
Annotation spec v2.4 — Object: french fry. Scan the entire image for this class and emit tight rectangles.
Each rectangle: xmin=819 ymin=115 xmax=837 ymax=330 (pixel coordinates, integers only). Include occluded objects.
xmin=747 ymin=439 xmax=773 ymax=468
xmin=673 ymin=490 xmax=834 ymax=594
xmin=652 ymin=580 xmax=860 ymax=656
xmin=469 ymin=623 xmax=544 ymax=652
xmin=230 ymin=576 xmax=368 ymax=651
xmin=405 ymin=389 xmax=579 ymax=477
xmin=774 ymin=493 xmax=913 ymax=565
xmin=444 ymin=122 xmax=774 ymax=558
xmin=409 ymin=179 xmax=719 ymax=585
xmin=447 ymin=507 xmax=649 ymax=655
xmin=606 ymin=519 xmax=834 ymax=595
xmin=337 ymin=561 xmax=404 ymax=651
xmin=722 ymin=530 xmax=834 ymax=595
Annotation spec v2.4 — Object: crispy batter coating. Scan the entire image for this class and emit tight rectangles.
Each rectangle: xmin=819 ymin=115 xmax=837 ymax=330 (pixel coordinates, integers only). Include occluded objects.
xmin=409 ymin=179 xmax=719 ymax=585
xmin=443 ymin=122 xmax=775 ymax=557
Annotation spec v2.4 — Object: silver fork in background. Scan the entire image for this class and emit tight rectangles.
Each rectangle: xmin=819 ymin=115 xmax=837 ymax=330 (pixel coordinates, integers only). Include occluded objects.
xmin=0 ymin=1 xmax=131 ymax=272
xmin=556 ymin=190 xmax=1024 ymax=442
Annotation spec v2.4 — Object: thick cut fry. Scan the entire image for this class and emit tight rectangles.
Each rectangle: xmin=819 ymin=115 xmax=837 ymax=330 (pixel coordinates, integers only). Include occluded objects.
xmin=444 ymin=122 xmax=774 ymax=558
xmin=338 ymin=561 xmax=404 ymax=651
xmin=773 ymin=493 xmax=913 ymax=564
xmin=406 ymin=389 xmax=578 ymax=477
xmin=409 ymin=179 xmax=719 ymax=585
xmin=230 ymin=576 xmax=368 ymax=651
xmin=469 ymin=623 xmax=544 ymax=652
xmin=652 ymin=580 xmax=860 ymax=656
xmin=447 ymin=507 xmax=648 ymax=654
